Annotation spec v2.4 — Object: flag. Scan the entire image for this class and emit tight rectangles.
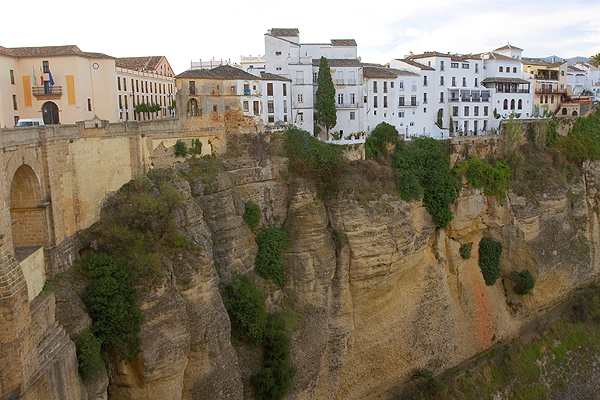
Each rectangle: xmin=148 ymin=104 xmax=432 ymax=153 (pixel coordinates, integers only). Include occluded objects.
xmin=32 ymin=66 xmax=37 ymax=86
xmin=40 ymin=66 xmax=43 ymax=86
xmin=48 ymin=69 xmax=54 ymax=86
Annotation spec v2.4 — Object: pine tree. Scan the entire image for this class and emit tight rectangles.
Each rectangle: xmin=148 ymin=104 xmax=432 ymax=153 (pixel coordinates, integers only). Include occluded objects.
xmin=315 ymin=57 xmax=337 ymax=138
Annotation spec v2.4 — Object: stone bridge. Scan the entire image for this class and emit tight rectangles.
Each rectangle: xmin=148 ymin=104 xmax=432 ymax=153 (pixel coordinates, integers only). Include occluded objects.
xmin=0 ymin=117 xmax=223 ymax=400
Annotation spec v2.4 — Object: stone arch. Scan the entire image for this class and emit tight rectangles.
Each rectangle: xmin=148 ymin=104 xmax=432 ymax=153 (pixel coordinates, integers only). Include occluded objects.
xmin=10 ymin=164 xmax=46 ymax=249
xmin=187 ymin=98 xmax=199 ymax=117
xmin=42 ymin=101 xmax=59 ymax=124
xmin=573 ymin=110 xmax=578 ymax=116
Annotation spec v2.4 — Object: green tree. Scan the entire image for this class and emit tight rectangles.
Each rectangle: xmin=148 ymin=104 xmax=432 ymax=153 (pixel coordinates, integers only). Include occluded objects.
xmin=589 ymin=53 xmax=600 ymax=67
xmin=255 ymin=228 xmax=290 ymax=287
xmin=315 ymin=57 xmax=337 ymax=137
xmin=224 ymin=275 xmax=268 ymax=343
xmin=512 ymin=270 xmax=535 ymax=295
xmin=365 ymin=122 xmax=399 ymax=159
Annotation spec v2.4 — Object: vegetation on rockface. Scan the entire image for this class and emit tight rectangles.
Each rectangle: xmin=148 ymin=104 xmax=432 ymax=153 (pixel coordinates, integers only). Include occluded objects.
xmin=251 ymin=312 xmax=296 ymax=400
xmin=243 ymin=200 xmax=261 ymax=231
xmin=224 ymin=274 xmax=268 ymax=344
xmin=75 ymin=328 xmax=103 ymax=381
xmin=255 ymin=228 xmax=290 ymax=287
xmin=459 ymin=242 xmax=473 ymax=259
xmin=189 ymin=138 xmax=203 ymax=155
xmin=454 ymin=157 xmax=512 ymax=201
xmin=174 ymin=139 xmax=187 ymax=157
xmin=512 ymin=270 xmax=535 ymax=295
xmin=555 ymin=110 xmax=600 ymax=163
xmin=80 ymin=176 xmax=190 ymax=283
xmin=478 ymin=237 xmax=502 ymax=286
xmin=393 ymin=137 xmax=462 ymax=228
xmin=315 ymin=57 xmax=337 ymax=136
xmin=284 ymin=128 xmax=346 ymax=198
xmin=78 ymin=253 xmax=144 ymax=362
xmin=331 ymin=228 xmax=348 ymax=250
xmin=366 ymin=122 xmax=400 ymax=159
xmin=396 ymin=285 xmax=600 ymax=400
xmin=412 ymin=368 xmax=440 ymax=391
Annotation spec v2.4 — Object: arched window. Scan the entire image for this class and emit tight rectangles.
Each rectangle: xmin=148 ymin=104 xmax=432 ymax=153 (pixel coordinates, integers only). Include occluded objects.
xmin=513 ymin=67 xmax=517 ymax=73
xmin=562 ymin=108 xmax=568 ymax=115
xmin=511 ymin=99 xmax=515 ymax=110
xmin=545 ymin=95 xmax=549 ymax=103
xmin=499 ymin=66 xmax=503 ymax=72
xmin=518 ymin=99 xmax=522 ymax=109
xmin=573 ymin=110 xmax=578 ymax=116
xmin=506 ymin=66 xmax=510 ymax=72
xmin=503 ymin=99 xmax=508 ymax=110
xmin=187 ymin=98 xmax=199 ymax=117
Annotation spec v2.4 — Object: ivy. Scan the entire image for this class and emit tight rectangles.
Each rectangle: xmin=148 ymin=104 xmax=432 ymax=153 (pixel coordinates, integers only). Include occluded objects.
xmin=224 ymin=275 xmax=267 ymax=343
xmin=75 ymin=328 xmax=103 ymax=381
xmin=255 ymin=228 xmax=290 ymax=287
xmin=478 ymin=237 xmax=502 ymax=286
xmin=243 ymin=200 xmax=261 ymax=231
xmin=454 ymin=157 xmax=513 ymax=200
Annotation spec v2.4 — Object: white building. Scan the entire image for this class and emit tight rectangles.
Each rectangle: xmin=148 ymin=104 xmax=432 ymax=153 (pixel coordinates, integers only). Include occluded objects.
xmin=260 ymin=72 xmax=292 ymax=130
xmin=575 ymin=62 xmax=600 ymax=102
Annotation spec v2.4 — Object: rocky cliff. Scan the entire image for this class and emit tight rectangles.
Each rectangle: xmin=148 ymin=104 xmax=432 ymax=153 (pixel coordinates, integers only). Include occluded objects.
xmin=56 ymin=134 xmax=600 ymax=400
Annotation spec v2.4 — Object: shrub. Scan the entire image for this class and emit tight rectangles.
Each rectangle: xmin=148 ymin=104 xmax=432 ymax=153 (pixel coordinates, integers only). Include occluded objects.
xmin=189 ymin=138 xmax=203 ymax=155
xmin=460 ymin=242 xmax=473 ymax=259
xmin=251 ymin=312 xmax=296 ymax=400
xmin=512 ymin=270 xmax=535 ymax=295
xmin=243 ymin=200 xmax=261 ymax=231
xmin=331 ymin=229 xmax=347 ymax=249
xmin=478 ymin=237 xmax=502 ymax=286
xmin=224 ymin=275 xmax=268 ymax=343
xmin=284 ymin=128 xmax=345 ymax=198
xmin=79 ymin=253 xmax=144 ymax=362
xmin=174 ymin=139 xmax=187 ymax=157
xmin=454 ymin=157 xmax=513 ymax=200
xmin=366 ymin=122 xmax=399 ymax=159
xmin=255 ymin=228 xmax=290 ymax=287
xmin=412 ymin=368 xmax=440 ymax=391
xmin=393 ymin=138 xmax=461 ymax=228
xmin=76 ymin=328 xmax=103 ymax=381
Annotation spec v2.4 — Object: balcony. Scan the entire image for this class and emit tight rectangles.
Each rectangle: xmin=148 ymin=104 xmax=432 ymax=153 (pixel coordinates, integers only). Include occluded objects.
xmin=32 ymin=86 xmax=62 ymax=99
xmin=337 ymin=102 xmax=358 ymax=109
xmin=449 ymin=98 xmax=460 ymax=102
xmin=399 ymin=101 xmax=418 ymax=107
xmin=535 ymin=83 xmax=566 ymax=94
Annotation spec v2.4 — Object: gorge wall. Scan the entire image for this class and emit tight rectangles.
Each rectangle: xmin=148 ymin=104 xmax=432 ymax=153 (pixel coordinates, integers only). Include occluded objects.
xmin=52 ymin=134 xmax=600 ymax=400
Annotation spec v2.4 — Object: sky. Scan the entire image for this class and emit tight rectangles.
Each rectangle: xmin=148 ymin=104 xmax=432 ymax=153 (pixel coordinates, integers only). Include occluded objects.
xmin=3 ymin=0 xmax=600 ymax=74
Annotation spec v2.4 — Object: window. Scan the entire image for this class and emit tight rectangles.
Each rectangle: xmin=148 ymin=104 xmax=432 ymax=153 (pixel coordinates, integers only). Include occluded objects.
xmin=284 ymin=115 xmax=288 ymax=122
xmin=399 ymin=81 xmax=404 ymax=90
xmin=350 ymin=93 xmax=355 ymax=104
xmin=561 ymin=71 xmax=565 ymax=76
xmin=119 ymin=95 xmax=122 ymax=109
xmin=462 ymin=63 xmax=469 ymax=69
xmin=499 ymin=66 xmax=503 ymax=72
xmin=562 ymin=108 xmax=568 ymax=115
xmin=452 ymin=77 xmax=456 ymax=87
xmin=43 ymin=61 xmax=49 ymax=73
xmin=384 ymin=96 xmax=388 ymax=108
xmin=145 ymin=81 xmax=148 ymax=93
xmin=213 ymin=105 xmax=217 ymax=112
xmin=13 ymin=116 xmax=19 ymax=126
xmin=452 ymin=106 xmax=458 ymax=116
xmin=275 ymin=51 xmax=282 ymax=55
xmin=268 ymin=115 xmax=275 ymax=123
xmin=268 ymin=100 xmax=274 ymax=113
xmin=373 ymin=81 xmax=378 ymax=93
xmin=410 ymin=122 xmax=415 ymax=126
xmin=225 ymin=106 xmax=230 ymax=111
xmin=424 ymin=108 xmax=427 ymax=113
xmin=399 ymin=111 xmax=405 ymax=117
xmin=551 ymin=95 xmax=554 ymax=104
xmin=462 ymin=77 xmax=467 ymax=87
xmin=298 ymin=112 xmax=303 ymax=122
xmin=440 ymin=61 xmax=445 ymax=71
xmin=503 ymin=99 xmax=508 ymax=109
xmin=124 ymin=96 xmax=128 ymax=109
xmin=474 ymin=78 xmax=478 ymax=87
xmin=243 ymin=100 xmax=249 ymax=111
xmin=283 ymin=100 xmax=287 ymax=113
xmin=10 ymin=69 xmax=15 ymax=84
xmin=513 ymin=67 xmax=517 ymax=73
xmin=338 ymin=93 xmax=344 ymax=105
xmin=298 ymin=93 xmax=303 ymax=103
xmin=136 ymin=80 xmax=139 ymax=92
xmin=123 ymin=79 xmax=127 ymax=91
xmin=267 ymin=83 xmax=273 ymax=96
xmin=475 ymin=64 xmax=479 ymax=73
xmin=374 ymin=96 xmax=378 ymax=108
xmin=296 ymin=71 xmax=303 ymax=84
xmin=283 ymin=84 xmax=287 ymax=96
xmin=244 ymin=83 xmax=250 ymax=94
xmin=484 ymin=106 xmax=488 ymax=116
xmin=511 ymin=99 xmax=515 ymax=110
xmin=391 ymin=82 xmax=394 ymax=88
xmin=518 ymin=99 xmax=522 ymax=109
xmin=399 ymin=96 xmax=405 ymax=106
xmin=423 ymin=93 xmax=427 ymax=104
xmin=474 ymin=106 xmax=479 ymax=116
xmin=189 ymin=81 xmax=195 ymax=95
xmin=313 ymin=72 xmax=318 ymax=83
xmin=451 ymin=62 xmax=459 ymax=68
xmin=87 ymin=98 xmax=92 ymax=111
xmin=350 ymin=111 xmax=355 ymax=120
xmin=337 ymin=71 xmax=344 ymax=85
xmin=464 ymin=106 xmax=469 ymax=116
xmin=276 ymin=67 xmax=282 ymax=71
xmin=12 ymin=95 xmax=17 ymax=110
xmin=349 ymin=71 xmax=356 ymax=85
xmin=440 ymin=92 xmax=444 ymax=103
xmin=440 ymin=76 xmax=444 ymax=86
xmin=410 ymin=95 xmax=417 ymax=106
xmin=383 ymin=81 xmax=387 ymax=93
xmin=423 ymin=76 xmax=428 ymax=86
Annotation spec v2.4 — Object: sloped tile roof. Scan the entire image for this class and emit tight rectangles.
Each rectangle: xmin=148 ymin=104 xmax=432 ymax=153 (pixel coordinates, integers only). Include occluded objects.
xmin=269 ymin=28 xmax=299 ymax=37
xmin=393 ymin=59 xmax=435 ymax=71
xmin=6 ymin=45 xmax=113 ymax=59
xmin=311 ymin=58 xmax=363 ymax=67
xmin=176 ymin=69 xmax=218 ymax=79
xmin=116 ymin=56 xmax=164 ymax=71
xmin=260 ymin=72 xmax=291 ymax=81
xmin=176 ymin=65 xmax=259 ymax=80
xmin=494 ymin=44 xmax=523 ymax=52
xmin=363 ymin=65 xmax=419 ymax=78
xmin=481 ymin=77 xmax=530 ymax=84
xmin=331 ymin=39 xmax=357 ymax=46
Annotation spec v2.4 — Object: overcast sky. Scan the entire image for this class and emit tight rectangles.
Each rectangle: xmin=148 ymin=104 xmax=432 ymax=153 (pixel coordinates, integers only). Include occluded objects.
xmin=3 ymin=0 xmax=600 ymax=74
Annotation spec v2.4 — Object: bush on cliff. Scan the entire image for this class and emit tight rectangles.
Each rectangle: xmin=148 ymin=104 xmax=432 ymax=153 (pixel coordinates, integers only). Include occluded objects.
xmin=79 ymin=253 xmax=144 ymax=362
xmin=251 ymin=312 xmax=296 ymax=400
xmin=243 ymin=200 xmax=261 ymax=231
xmin=284 ymin=128 xmax=345 ymax=198
xmin=454 ymin=157 xmax=512 ymax=201
xmin=75 ymin=328 xmax=103 ymax=380
xmin=478 ymin=237 xmax=502 ymax=286
xmin=393 ymin=137 xmax=461 ymax=228
xmin=512 ymin=270 xmax=535 ymax=295
xmin=255 ymin=228 xmax=290 ymax=287
xmin=460 ymin=242 xmax=473 ymax=259
xmin=224 ymin=274 xmax=267 ymax=343
xmin=366 ymin=122 xmax=399 ymax=159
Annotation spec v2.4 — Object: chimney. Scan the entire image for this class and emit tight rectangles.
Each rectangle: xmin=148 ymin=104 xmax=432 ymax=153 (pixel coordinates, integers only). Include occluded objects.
xmin=552 ymin=56 xmax=555 ymax=63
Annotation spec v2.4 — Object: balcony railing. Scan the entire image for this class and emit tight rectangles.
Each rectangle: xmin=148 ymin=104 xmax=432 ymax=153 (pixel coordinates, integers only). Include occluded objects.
xmin=535 ymin=84 xmax=566 ymax=94
xmin=337 ymin=102 xmax=358 ymax=109
xmin=33 ymin=86 xmax=62 ymax=96
xmin=336 ymin=79 xmax=345 ymax=85
xmin=399 ymin=101 xmax=418 ymax=107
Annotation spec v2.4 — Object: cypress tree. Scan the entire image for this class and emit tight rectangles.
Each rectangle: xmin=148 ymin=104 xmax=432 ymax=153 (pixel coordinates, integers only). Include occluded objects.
xmin=315 ymin=56 xmax=337 ymax=138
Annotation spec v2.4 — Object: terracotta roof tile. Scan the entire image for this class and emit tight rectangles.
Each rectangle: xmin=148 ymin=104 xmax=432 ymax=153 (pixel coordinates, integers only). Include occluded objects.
xmin=393 ymin=59 xmax=435 ymax=71
xmin=269 ymin=28 xmax=299 ymax=37
xmin=494 ymin=44 xmax=523 ymax=52
xmin=260 ymin=72 xmax=291 ymax=81
xmin=116 ymin=56 xmax=164 ymax=71
xmin=311 ymin=58 xmax=363 ymax=67
xmin=176 ymin=65 xmax=258 ymax=80
xmin=481 ymin=77 xmax=530 ymax=84
xmin=331 ymin=39 xmax=357 ymax=46
xmin=7 ymin=45 xmax=113 ymax=59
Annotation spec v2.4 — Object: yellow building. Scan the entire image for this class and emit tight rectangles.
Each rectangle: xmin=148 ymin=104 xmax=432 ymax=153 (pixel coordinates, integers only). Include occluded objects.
xmin=522 ymin=57 xmax=569 ymax=115
xmin=0 ymin=45 xmax=118 ymax=127
xmin=115 ymin=56 xmax=175 ymax=121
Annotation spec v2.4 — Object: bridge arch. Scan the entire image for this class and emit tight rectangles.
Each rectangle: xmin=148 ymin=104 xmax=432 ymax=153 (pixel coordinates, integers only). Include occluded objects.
xmin=10 ymin=164 xmax=46 ymax=249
